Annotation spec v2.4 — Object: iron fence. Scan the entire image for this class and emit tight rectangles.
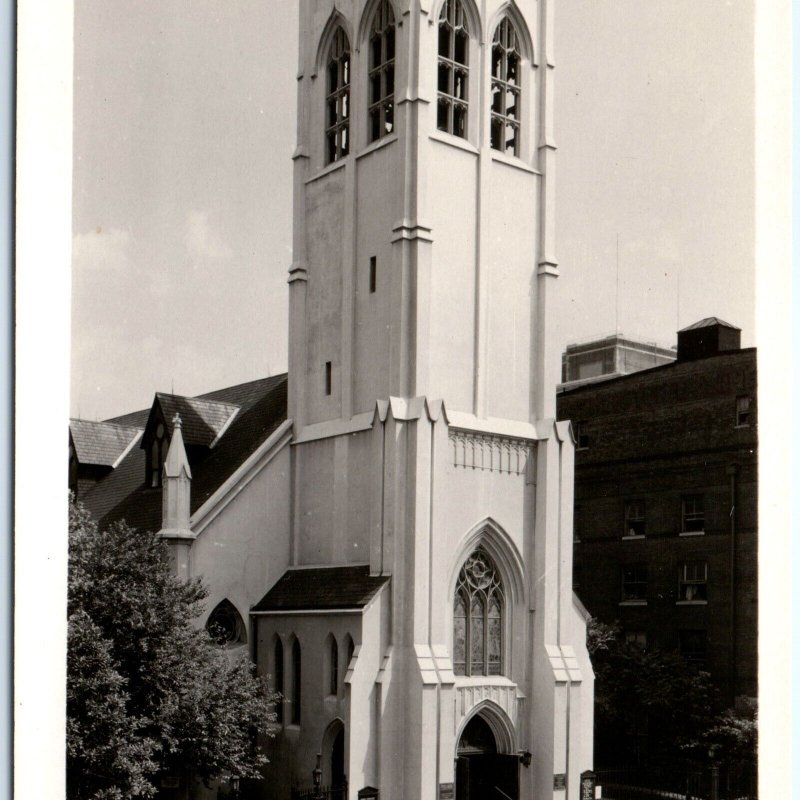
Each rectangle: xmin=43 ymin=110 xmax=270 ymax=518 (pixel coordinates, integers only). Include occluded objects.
xmin=291 ymin=784 xmax=348 ymax=800
xmin=595 ymin=762 xmax=756 ymax=800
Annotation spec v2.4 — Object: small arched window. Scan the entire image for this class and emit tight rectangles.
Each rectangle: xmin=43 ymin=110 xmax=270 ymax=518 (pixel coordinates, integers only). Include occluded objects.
xmin=343 ymin=634 xmax=355 ymax=676
xmin=368 ymin=1 xmax=395 ymax=142
xmin=490 ymin=17 xmax=521 ymax=156
xmin=274 ymin=638 xmax=284 ymax=723
xmin=326 ymin=28 xmax=351 ymax=164
xmin=206 ymin=599 xmax=246 ymax=646
xmin=437 ymin=0 xmax=469 ymax=138
xmin=453 ymin=549 xmax=504 ymax=676
xmin=329 ymin=635 xmax=339 ymax=695
xmin=291 ymin=638 xmax=302 ymax=724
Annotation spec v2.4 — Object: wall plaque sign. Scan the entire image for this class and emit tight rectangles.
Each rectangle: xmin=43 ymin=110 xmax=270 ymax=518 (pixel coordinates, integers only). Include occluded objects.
xmin=439 ymin=783 xmax=454 ymax=800
xmin=553 ymin=773 xmax=567 ymax=790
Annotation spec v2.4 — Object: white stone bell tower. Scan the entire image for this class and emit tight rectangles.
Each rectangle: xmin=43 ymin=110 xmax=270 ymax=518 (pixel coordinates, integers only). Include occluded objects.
xmin=281 ymin=1 xmax=594 ymax=798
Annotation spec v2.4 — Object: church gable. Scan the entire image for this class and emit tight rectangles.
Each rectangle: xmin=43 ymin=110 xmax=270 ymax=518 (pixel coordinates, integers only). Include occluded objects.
xmin=79 ymin=374 xmax=289 ymax=534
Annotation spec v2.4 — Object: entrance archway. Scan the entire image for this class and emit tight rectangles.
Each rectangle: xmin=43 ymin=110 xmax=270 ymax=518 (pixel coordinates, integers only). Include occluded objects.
xmin=321 ymin=718 xmax=346 ymax=789
xmin=456 ymin=713 xmax=519 ymax=800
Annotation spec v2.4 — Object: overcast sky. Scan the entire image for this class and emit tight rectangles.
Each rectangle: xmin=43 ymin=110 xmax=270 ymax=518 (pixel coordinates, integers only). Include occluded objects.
xmin=71 ymin=0 xmax=755 ymax=421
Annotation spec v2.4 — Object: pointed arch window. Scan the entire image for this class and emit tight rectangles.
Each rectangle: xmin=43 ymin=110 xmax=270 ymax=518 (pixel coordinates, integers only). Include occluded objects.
xmin=490 ymin=17 xmax=521 ymax=156
xmin=329 ymin=636 xmax=339 ymax=695
xmin=206 ymin=599 xmax=246 ymax=646
xmin=437 ymin=0 xmax=469 ymax=138
xmin=368 ymin=1 xmax=395 ymax=142
xmin=453 ymin=549 xmax=504 ymax=676
xmin=274 ymin=638 xmax=284 ymax=723
xmin=291 ymin=638 xmax=302 ymax=724
xmin=326 ymin=28 xmax=351 ymax=164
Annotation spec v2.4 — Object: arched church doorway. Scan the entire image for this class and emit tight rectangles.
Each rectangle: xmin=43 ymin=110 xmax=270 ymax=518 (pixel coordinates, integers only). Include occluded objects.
xmin=455 ymin=713 xmax=519 ymax=800
xmin=321 ymin=719 xmax=346 ymax=791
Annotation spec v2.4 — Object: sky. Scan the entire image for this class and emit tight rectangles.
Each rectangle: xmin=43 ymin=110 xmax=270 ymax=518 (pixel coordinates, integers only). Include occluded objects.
xmin=71 ymin=0 xmax=755 ymax=421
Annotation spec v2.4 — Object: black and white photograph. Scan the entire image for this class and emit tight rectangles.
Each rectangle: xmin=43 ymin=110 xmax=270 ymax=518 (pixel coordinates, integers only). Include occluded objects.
xmin=14 ymin=2 xmax=792 ymax=799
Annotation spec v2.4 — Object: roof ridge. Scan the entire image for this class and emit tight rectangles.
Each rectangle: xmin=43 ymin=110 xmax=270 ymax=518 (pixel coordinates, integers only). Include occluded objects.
xmin=197 ymin=372 xmax=288 ymax=400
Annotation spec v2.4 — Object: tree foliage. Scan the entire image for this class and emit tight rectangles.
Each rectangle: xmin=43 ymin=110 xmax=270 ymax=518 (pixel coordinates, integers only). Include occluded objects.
xmin=67 ymin=498 xmax=276 ymax=800
xmin=587 ymin=618 xmax=718 ymax=767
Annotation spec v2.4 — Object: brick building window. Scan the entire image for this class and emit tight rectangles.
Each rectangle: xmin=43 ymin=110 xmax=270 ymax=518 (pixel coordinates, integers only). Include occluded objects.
xmin=574 ymin=420 xmax=589 ymax=449
xmin=625 ymin=630 xmax=647 ymax=650
xmin=624 ymin=500 xmax=646 ymax=537
xmin=621 ymin=563 xmax=648 ymax=604
xmin=677 ymin=561 xmax=708 ymax=603
xmin=736 ymin=395 xmax=751 ymax=427
xmin=681 ymin=494 xmax=705 ymax=533
xmin=679 ymin=629 xmax=707 ymax=668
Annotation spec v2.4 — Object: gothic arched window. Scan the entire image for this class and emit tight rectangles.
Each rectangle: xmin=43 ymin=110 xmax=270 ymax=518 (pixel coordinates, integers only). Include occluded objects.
xmin=368 ymin=1 xmax=395 ymax=142
xmin=326 ymin=634 xmax=339 ymax=695
xmin=437 ymin=0 xmax=469 ymax=138
xmin=453 ymin=550 xmax=504 ymax=676
xmin=490 ymin=17 xmax=521 ymax=156
xmin=326 ymin=27 xmax=351 ymax=164
xmin=274 ymin=637 xmax=284 ymax=723
xmin=291 ymin=638 xmax=302 ymax=724
xmin=206 ymin=599 xmax=246 ymax=646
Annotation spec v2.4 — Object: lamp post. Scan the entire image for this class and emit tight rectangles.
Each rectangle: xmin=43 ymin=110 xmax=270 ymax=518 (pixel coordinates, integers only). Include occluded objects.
xmin=313 ymin=752 xmax=323 ymax=800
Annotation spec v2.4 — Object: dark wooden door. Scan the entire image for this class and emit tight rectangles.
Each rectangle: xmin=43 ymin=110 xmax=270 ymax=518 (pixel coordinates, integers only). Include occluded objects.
xmin=456 ymin=756 xmax=470 ymax=800
xmin=457 ymin=754 xmax=519 ymax=800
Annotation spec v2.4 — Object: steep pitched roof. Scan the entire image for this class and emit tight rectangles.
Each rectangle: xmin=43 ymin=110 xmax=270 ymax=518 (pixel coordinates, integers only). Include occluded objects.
xmin=151 ymin=393 xmax=239 ymax=448
xmin=678 ymin=317 xmax=740 ymax=332
xmin=252 ymin=565 xmax=390 ymax=612
xmin=82 ymin=374 xmax=288 ymax=533
xmin=69 ymin=419 xmax=143 ymax=467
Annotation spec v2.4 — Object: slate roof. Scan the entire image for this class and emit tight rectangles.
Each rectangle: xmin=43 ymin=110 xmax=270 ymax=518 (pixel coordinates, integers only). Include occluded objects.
xmin=252 ymin=565 xmax=390 ymax=612
xmin=82 ymin=374 xmax=288 ymax=533
xmin=70 ymin=419 xmax=143 ymax=467
xmin=679 ymin=317 xmax=740 ymax=332
xmin=152 ymin=393 xmax=240 ymax=447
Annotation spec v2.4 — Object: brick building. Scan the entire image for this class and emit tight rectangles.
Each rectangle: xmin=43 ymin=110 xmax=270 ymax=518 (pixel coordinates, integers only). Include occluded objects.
xmin=557 ymin=318 xmax=757 ymax=708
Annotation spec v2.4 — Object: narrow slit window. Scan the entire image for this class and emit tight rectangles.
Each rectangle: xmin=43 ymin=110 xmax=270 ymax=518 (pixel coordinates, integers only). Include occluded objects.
xmin=368 ymin=1 xmax=395 ymax=142
xmin=490 ymin=17 xmax=521 ymax=156
xmin=326 ymin=28 xmax=351 ymax=164
xmin=369 ymin=256 xmax=377 ymax=293
xmin=325 ymin=361 xmax=332 ymax=395
xmin=437 ymin=0 xmax=469 ymax=139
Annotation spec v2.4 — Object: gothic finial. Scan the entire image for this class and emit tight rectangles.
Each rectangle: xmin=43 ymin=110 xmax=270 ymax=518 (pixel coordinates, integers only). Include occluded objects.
xmin=173 ymin=413 xmax=182 ymax=429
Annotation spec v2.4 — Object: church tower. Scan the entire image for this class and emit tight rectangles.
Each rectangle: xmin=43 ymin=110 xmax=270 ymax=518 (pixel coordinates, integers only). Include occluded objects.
xmin=267 ymin=1 xmax=594 ymax=798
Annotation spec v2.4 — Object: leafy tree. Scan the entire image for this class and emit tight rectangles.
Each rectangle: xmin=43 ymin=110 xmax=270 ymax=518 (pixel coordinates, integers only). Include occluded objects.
xmin=586 ymin=618 xmax=717 ymax=768
xmin=67 ymin=497 xmax=276 ymax=800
